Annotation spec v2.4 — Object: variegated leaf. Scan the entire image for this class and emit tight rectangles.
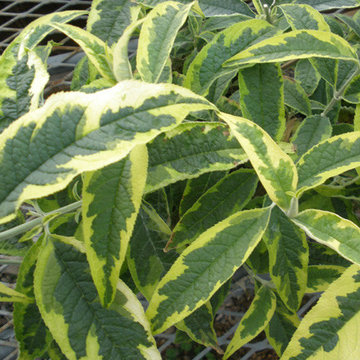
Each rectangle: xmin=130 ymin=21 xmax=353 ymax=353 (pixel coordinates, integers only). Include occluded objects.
xmin=293 ymin=0 xmax=360 ymax=11
xmin=296 ymin=132 xmax=360 ymax=195
xmin=224 ymin=285 xmax=276 ymax=360
xmin=146 ymin=207 xmax=271 ymax=334
xmin=168 ymin=169 xmax=258 ymax=250
xmin=284 ymin=78 xmax=311 ymax=117
xmin=184 ymin=19 xmax=281 ymax=95
xmin=295 ymin=59 xmax=321 ymax=96
xmin=225 ymin=30 xmax=358 ymax=68
xmin=281 ymin=264 xmax=360 ymax=360
xmin=82 ymin=145 xmax=148 ymax=307
xmin=0 ymin=282 xmax=31 ymax=303
xmin=137 ymin=1 xmax=193 ymax=83
xmin=238 ymin=63 xmax=285 ymax=140
xmin=197 ymin=0 xmax=254 ymax=17
xmin=263 ymin=206 xmax=308 ymax=312
xmin=34 ymin=239 xmax=160 ymax=360
xmin=292 ymin=209 xmax=360 ymax=265
xmin=145 ymin=122 xmax=247 ymax=193
xmin=219 ymin=112 xmax=297 ymax=212
xmin=0 ymin=80 xmax=212 ymax=224
xmin=306 ymin=265 xmax=346 ymax=293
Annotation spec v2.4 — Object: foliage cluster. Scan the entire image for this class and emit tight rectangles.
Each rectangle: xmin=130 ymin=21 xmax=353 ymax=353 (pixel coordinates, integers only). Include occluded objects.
xmin=1 ymin=0 xmax=360 ymax=358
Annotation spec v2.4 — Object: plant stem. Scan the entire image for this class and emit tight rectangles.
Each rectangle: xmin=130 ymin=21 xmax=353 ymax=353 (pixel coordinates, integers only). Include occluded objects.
xmin=0 ymin=201 xmax=82 ymax=242
xmin=321 ymin=66 xmax=360 ymax=118
xmin=243 ymin=264 xmax=276 ymax=289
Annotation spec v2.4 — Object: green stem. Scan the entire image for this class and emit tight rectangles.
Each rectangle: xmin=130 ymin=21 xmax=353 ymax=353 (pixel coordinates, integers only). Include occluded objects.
xmin=243 ymin=264 xmax=276 ymax=289
xmin=0 ymin=201 xmax=82 ymax=242
xmin=322 ymin=66 xmax=360 ymax=118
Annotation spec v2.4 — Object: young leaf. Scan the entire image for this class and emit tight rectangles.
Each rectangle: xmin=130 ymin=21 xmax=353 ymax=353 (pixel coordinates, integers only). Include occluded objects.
xmin=238 ymin=63 xmax=285 ymax=140
xmin=197 ymin=0 xmax=254 ymax=17
xmin=0 ymin=282 xmax=31 ymax=303
xmin=225 ymin=30 xmax=358 ymax=68
xmin=82 ymin=145 xmax=148 ymax=308
xmin=49 ymin=23 xmax=115 ymax=82
xmin=281 ymin=264 xmax=360 ymax=360
xmin=0 ymin=80 xmax=213 ymax=224
xmin=184 ymin=19 xmax=281 ymax=95
xmin=219 ymin=112 xmax=297 ymax=212
xmin=14 ymin=239 xmax=52 ymax=359
xmin=306 ymin=265 xmax=346 ymax=293
xmin=263 ymin=206 xmax=308 ymax=312
xmin=224 ymin=285 xmax=276 ymax=360
xmin=87 ymin=0 xmax=140 ymax=45
xmin=284 ymin=78 xmax=311 ymax=117
xmin=168 ymin=169 xmax=258 ymax=250
xmin=145 ymin=122 xmax=247 ymax=193
xmin=127 ymin=207 xmax=177 ymax=299
xmin=292 ymin=115 xmax=332 ymax=158
xmin=34 ymin=239 xmax=160 ymax=360
xmin=146 ymin=207 xmax=271 ymax=334
xmin=292 ymin=209 xmax=360 ymax=265
xmin=137 ymin=1 xmax=193 ymax=83
xmin=0 ymin=11 xmax=85 ymax=132
xmin=296 ymin=132 xmax=360 ymax=195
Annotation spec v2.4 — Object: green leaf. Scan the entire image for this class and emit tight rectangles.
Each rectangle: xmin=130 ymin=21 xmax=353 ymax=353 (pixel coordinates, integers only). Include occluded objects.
xmin=284 ymin=78 xmax=311 ymax=116
xmin=295 ymin=59 xmax=321 ymax=96
xmin=184 ymin=18 xmax=280 ymax=95
xmin=87 ymin=0 xmax=140 ymax=45
xmin=0 ymin=80 xmax=212 ymax=224
xmin=225 ymin=30 xmax=358 ymax=67
xmin=127 ymin=207 xmax=178 ymax=300
xmin=238 ymin=63 xmax=285 ymax=140
xmin=0 ymin=11 xmax=85 ymax=132
xmin=49 ymin=22 xmax=115 ymax=82
xmin=146 ymin=207 xmax=271 ymax=334
xmin=292 ymin=115 xmax=332 ymax=158
xmin=280 ymin=4 xmax=330 ymax=32
xmin=219 ymin=112 xmax=298 ymax=212
xmin=0 ymin=282 xmax=31 ymax=303
xmin=293 ymin=0 xmax=360 ymax=11
xmin=145 ymin=122 xmax=247 ymax=193
xmin=137 ymin=1 xmax=193 ymax=83
xmin=306 ymin=265 xmax=346 ymax=293
xmin=176 ymin=302 xmax=219 ymax=349
xmin=263 ymin=207 xmax=308 ymax=312
xmin=343 ymin=73 xmax=360 ymax=104
xmin=82 ymin=145 xmax=148 ymax=308
xmin=224 ymin=285 xmax=276 ymax=360
xmin=296 ymin=132 xmax=360 ymax=194
xmin=14 ymin=239 xmax=52 ymax=359
xmin=34 ymin=239 xmax=160 ymax=360
xmin=281 ymin=264 xmax=360 ymax=360
xmin=293 ymin=209 xmax=360 ymax=265
xmin=309 ymin=242 xmax=351 ymax=267
xmin=198 ymin=0 xmax=254 ymax=17
xmin=336 ymin=13 xmax=360 ymax=38
xmin=168 ymin=169 xmax=258 ymax=250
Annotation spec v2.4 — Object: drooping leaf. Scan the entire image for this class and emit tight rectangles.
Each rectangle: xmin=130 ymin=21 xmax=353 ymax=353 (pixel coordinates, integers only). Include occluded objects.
xmin=295 ymin=59 xmax=321 ymax=96
xmin=224 ymin=285 xmax=276 ymax=360
xmin=296 ymin=132 xmax=360 ymax=195
xmin=281 ymin=264 xmax=360 ymax=360
xmin=292 ymin=209 xmax=360 ymax=265
xmin=145 ymin=122 xmax=247 ymax=193
xmin=225 ymin=30 xmax=358 ymax=68
xmin=263 ymin=206 xmax=308 ymax=312
xmin=34 ymin=239 xmax=160 ymax=360
xmin=127 ymin=207 xmax=177 ymax=300
xmin=137 ymin=1 xmax=193 ymax=83
xmin=49 ymin=22 xmax=115 ymax=82
xmin=82 ymin=145 xmax=148 ymax=308
xmin=306 ymin=265 xmax=346 ymax=293
xmin=197 ymin=0 xmax=254 ymax=17
xmin=87 ymin=0 xmax=140 ymax=45
xmin=176 ymin=302 xmax=219 ymax=349
xmin=168 ymin=169 xmax=258 ymax=250
xmin=219 ymin=112 xmax=297 ymax=212
xmin=284 ymin=78 xmax=311 ymax=116
xmin=0 ymin=80 xmax=213 ymax=224
xmin=184 ymin=19 xmax=281 ymax=95
xmin=238 ymin=63 xmax=285 ymax=140
xmin=14 ymin=239 xmax=52 ymax=359
xmin=146 ymin=207 xmax=271 ymax=334
xmin=292 ymin=115 xmax=332 ymax=158
xmin=0 ymin=11 xmax=85 ymax=132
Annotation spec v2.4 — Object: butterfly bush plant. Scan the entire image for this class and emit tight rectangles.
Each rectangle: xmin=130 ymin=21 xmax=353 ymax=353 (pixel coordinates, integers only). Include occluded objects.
xmin=2 ymin=0 xmax=360 ymax=358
